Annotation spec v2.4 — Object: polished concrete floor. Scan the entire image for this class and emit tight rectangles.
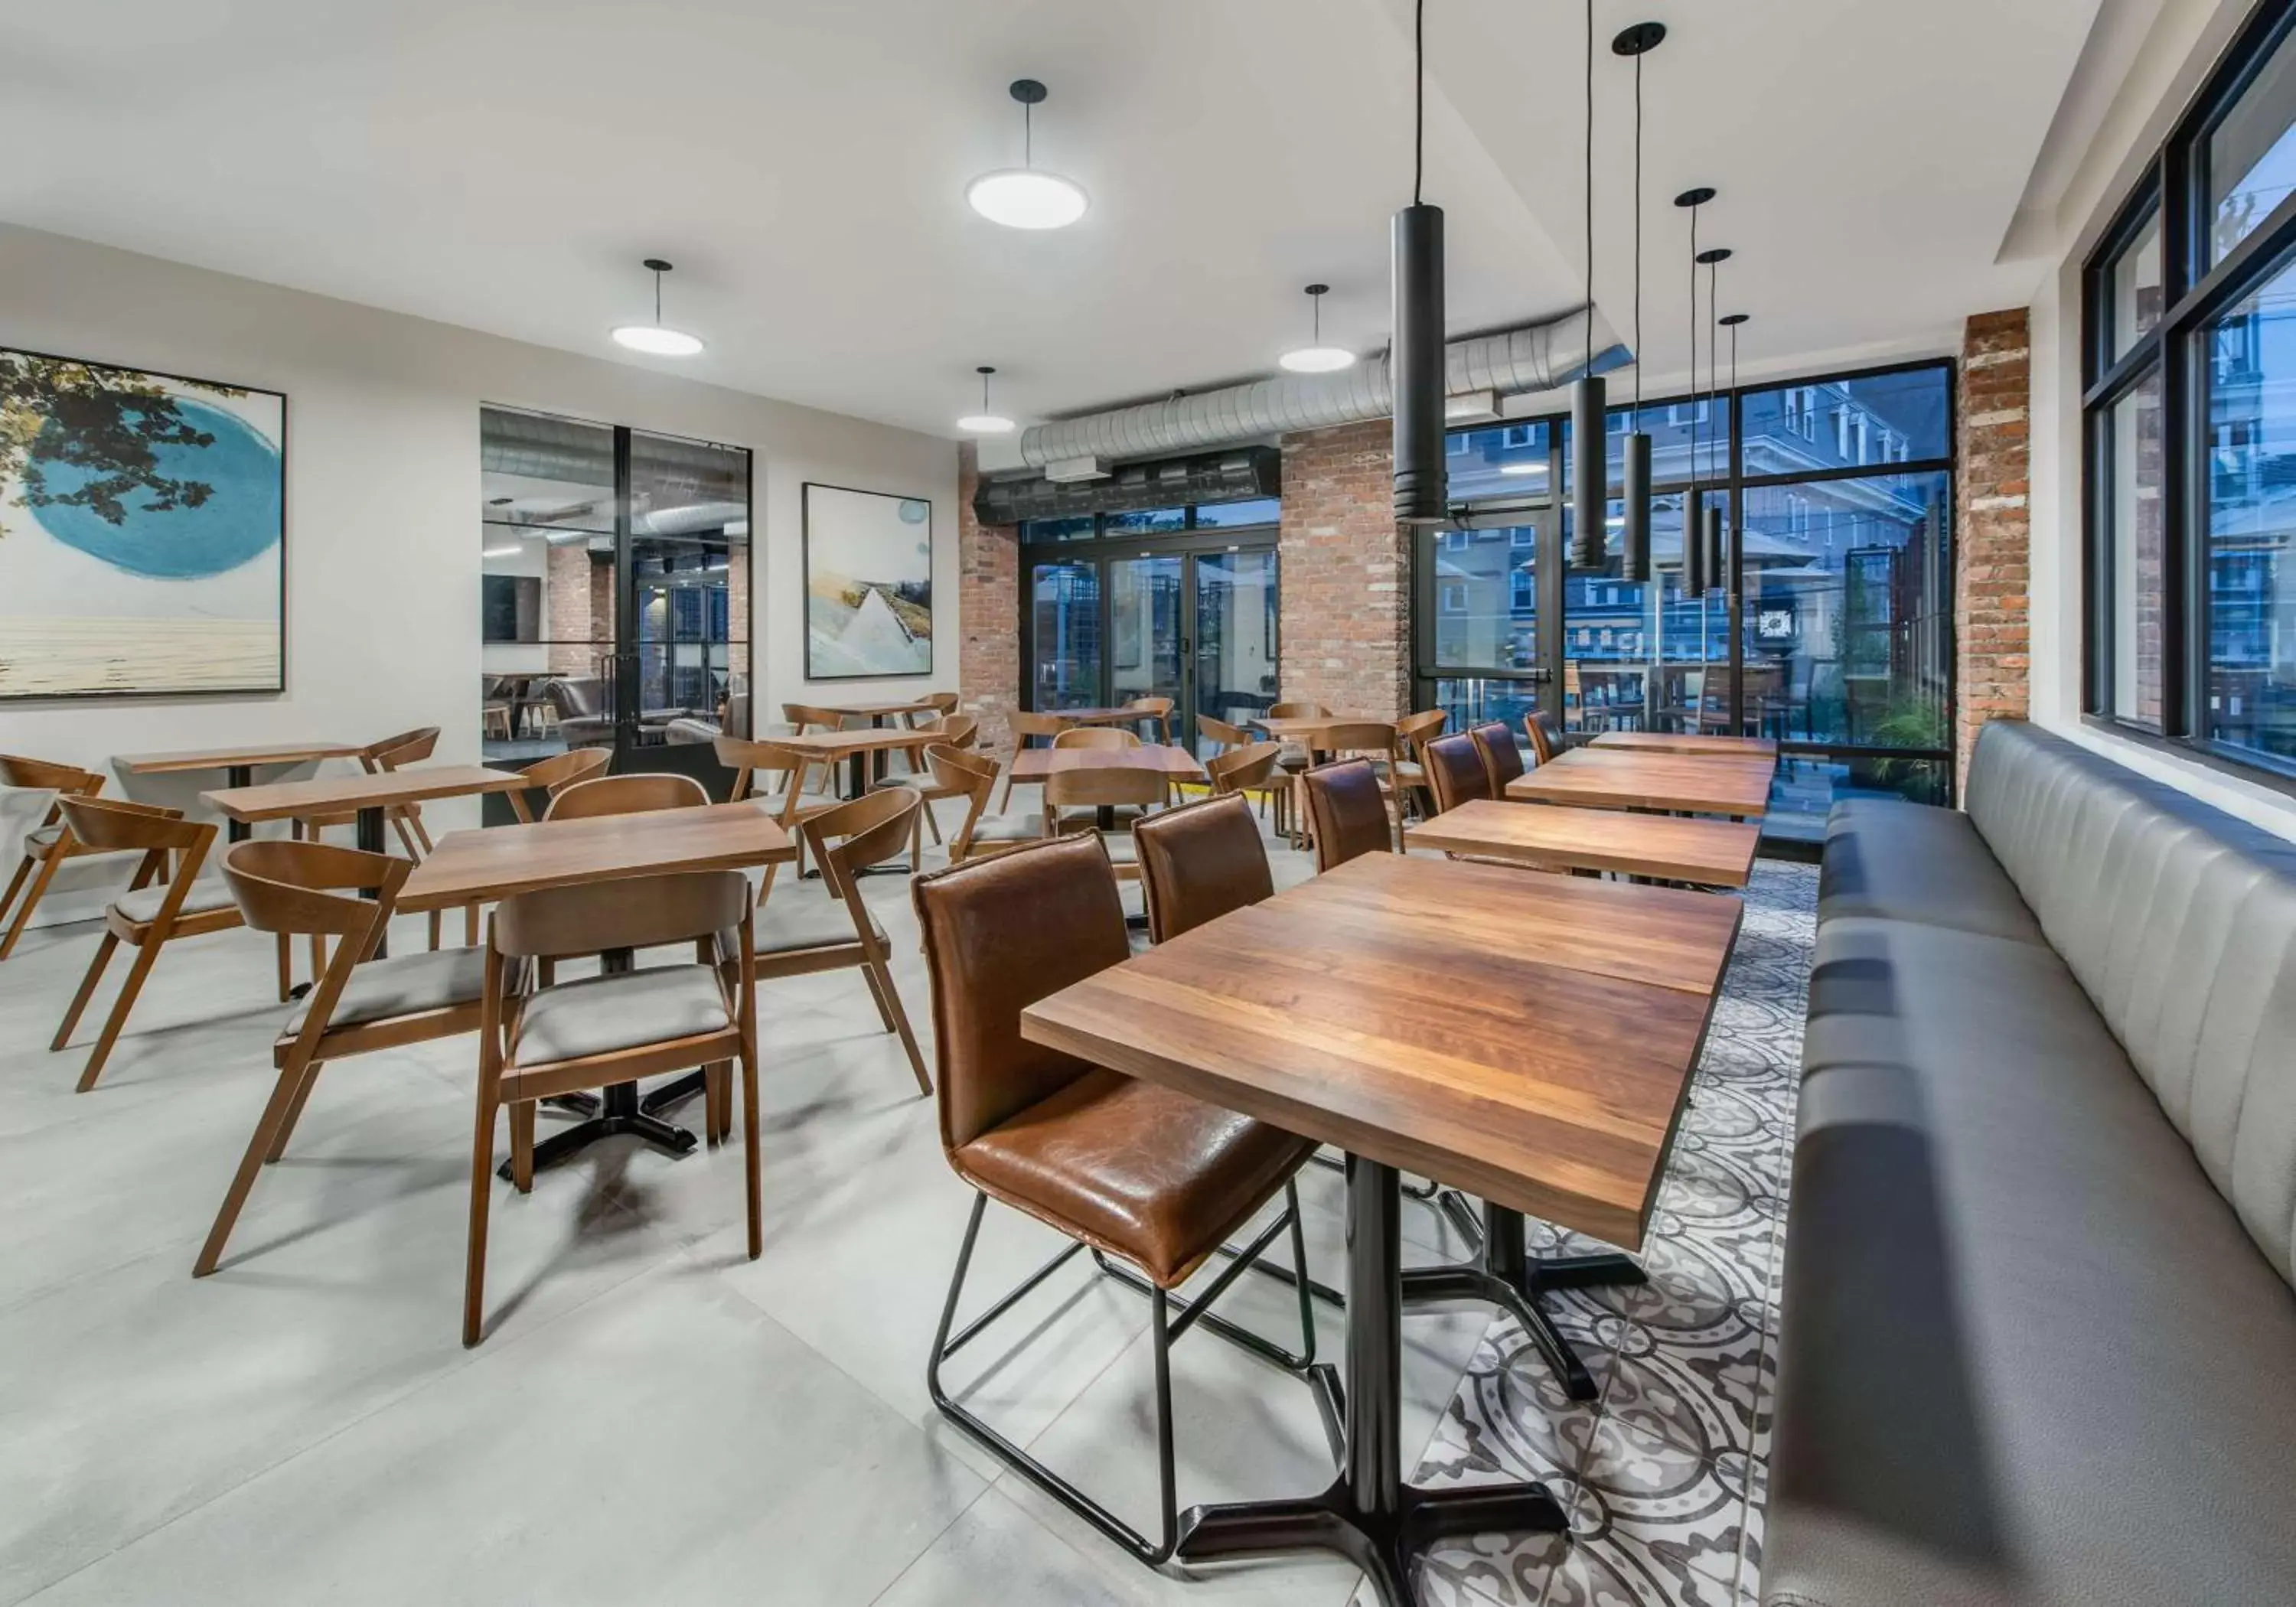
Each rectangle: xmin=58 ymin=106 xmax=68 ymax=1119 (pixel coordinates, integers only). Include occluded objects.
xmin=0 ymin=800 xmax=1810 ymax=1606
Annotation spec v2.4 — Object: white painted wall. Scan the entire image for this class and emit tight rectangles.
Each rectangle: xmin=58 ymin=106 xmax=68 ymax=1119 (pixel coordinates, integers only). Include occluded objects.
xmin=2024 ymin=0 xmax=2296 ymax=840
xmin=0 ymin=222 xmax=958 ymax=918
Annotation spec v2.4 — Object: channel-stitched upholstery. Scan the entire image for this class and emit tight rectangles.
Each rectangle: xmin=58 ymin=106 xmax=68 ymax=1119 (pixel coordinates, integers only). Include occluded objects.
xmin=1768 ymin=719 xmax=2296 ymax=1607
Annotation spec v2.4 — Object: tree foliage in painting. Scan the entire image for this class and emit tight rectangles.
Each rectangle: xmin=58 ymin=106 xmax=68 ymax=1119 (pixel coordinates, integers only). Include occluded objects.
xmin=0 ymin=350 xmax=246 ymax=538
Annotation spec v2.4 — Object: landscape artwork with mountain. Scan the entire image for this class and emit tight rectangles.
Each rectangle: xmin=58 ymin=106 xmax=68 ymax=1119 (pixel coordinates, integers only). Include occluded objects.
xmin=0 ymin=347 xmax=285 ymax=699
xmin=803 ymin=482 xmax=932 ymax=679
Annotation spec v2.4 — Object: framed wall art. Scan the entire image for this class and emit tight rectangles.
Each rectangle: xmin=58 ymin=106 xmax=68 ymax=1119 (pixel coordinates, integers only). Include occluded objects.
xmin=803 ymin=481 xmax=932 ymax=679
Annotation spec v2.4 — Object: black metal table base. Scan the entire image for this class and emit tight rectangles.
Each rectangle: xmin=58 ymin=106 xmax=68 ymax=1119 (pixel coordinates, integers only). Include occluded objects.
xmin=1176 ymin=1159 xmax=1567 ymax=1603
xmin=1400 ymin=1205 xmax=1643 ymax=1403
xmin=225 ymin=764 xmax=253 ymax=843
xmin=638 ymin=1068 xmax=708 ymax=1117
xmin=501 ymin=949 xmax=697 ymax=1178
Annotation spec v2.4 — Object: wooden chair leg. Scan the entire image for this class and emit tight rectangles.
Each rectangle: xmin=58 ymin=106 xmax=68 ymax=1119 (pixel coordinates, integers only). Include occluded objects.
xmin=427 ymin=910 xmax=442 ymax=952
xmin=866 ymin=960 xmax=931 ymax=1095
xmin=275 ymin=934 xmax=293 ymax=1002
xmin=52 ymin=931 xmax=120 ymax=1049
xmin=0 ymin=849 xmax=65 ymax=960
xmin=0 ymin=850 xmax=33 ymax=929
xmin=740 ymin=1038 xmax=762 ymax=1260
xmin=309 ymin=931 xmax=327 ymax=987
xmin=266 ymin=1060 xmax=325 ymax=1161
xmin=465 ymin=901 xmax=480 ymax=947
xmin=856 ymin=958 xmax=899 ymax=1034
xmin=701 ymin=1061 xmax=726 ymax=1146
xmin=922 ymin=803 xmax=943 ymax=846
xmin=194 ymin=1051 xmax=321 ymax=1276
xmin=510 ymin=1100 xmax=535 ymax=1194
xmin=74 ymin=935 xmax=165 ymax=1092
xmin=464 ymin=1086 xmax=498 ymax=1348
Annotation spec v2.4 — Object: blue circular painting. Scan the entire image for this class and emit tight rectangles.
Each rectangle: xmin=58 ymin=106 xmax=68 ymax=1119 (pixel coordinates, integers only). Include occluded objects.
xmin=33 ymin=398 xmax=282 ymax=580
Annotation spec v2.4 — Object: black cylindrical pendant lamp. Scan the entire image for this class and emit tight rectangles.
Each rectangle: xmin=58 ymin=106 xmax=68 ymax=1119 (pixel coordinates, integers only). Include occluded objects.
xmin=1621 ymin=429 xmax=1652 ymax=581
xmin=1686 ymin=491 xmax=1707 ymax=595
xmin=1392 ymin=202 xmax=1447 ymax=526
xmin=1704 ymin=501 xmax=1724 ymax=593
xmin=1570 ymin=372 xmax=1606 ymax=569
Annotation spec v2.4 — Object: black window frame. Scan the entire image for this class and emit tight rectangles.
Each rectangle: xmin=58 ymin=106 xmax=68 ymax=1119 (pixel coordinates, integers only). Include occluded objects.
xmin=2083 ymin=0 xmax=2296 ymax=790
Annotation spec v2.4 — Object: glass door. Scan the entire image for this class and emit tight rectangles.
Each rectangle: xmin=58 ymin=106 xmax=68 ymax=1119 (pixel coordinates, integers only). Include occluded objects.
xmin=1106 ymin=552 xmax=1185 ymax=715
xmin=1190 ymin=548 xmax=1280 ymax=753
xmin=1417 ymin=513 xmax=1557 ymax=735
xmin=1029 ymin=559 xmax=1103 ymax=710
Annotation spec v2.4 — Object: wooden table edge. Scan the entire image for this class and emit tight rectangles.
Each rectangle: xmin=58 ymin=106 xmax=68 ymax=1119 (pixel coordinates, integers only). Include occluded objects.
xmin=1400 ymin=824 xmax=1759 ymax=887
xmin=201 ymin=768 xmax=529 ymax=823
xmin=117 ymin=743 xmax=367 ymax=774
xmin=397 ymin=833 xmax=797 ymax=911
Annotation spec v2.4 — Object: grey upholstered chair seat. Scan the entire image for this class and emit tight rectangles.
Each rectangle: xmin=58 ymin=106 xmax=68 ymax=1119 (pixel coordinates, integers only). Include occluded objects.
xmin=287 ymin=947 xmax=489 ymax=1034
xmin=1769 ymin=720 xmax=2296 ymax=1607
xmin=753 ymin=900 xmax=886 ymax=955
xmin=113 ymin=878 xmax=238 ymax=924
xmin=512 ymin=966 xmax=729 ymax=1065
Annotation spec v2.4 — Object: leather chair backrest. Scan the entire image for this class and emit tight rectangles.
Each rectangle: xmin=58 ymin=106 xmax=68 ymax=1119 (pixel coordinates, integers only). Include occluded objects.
xmin=1965 ymin=720 xmax=2296 ymax=1287
xmin=912 ymin=834 xmax=1132 ymax=1152
xmin=1422 ymin=733 xmax=1493 ymax=815
xmin=1133 ymin=794 xmax=1272 ymax=944
xmin=1523 ymin=712 xmax=1560 ymax=765
xmin=1471 ymin=722 xmax=1526 ymax=790
xmin=1302 ymin=758 xmax=1391 ymax=872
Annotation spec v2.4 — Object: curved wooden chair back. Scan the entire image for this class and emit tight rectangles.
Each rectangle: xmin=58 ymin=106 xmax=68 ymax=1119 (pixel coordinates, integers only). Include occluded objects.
xmin=1301 ymin=758 xmax=1393 ymax=872
xmin=220 ymin=839 xmax=409 ymax=939
xmin=1422 ymin=733 xmax=1495 ymax=816
xmin=507 ymin=748 xmax=611 ymax=821
xmin=1125 ymin=696 xmax=1176 ymax=742
xmin=782 ymin=703 xmax=850 ymax=735
xmin=494 ymin=868 xmax=748 ymax=961
xmin=53 ymin=794 xmax=195 ymax=855
xmin=1471 ymin=722 xmax=1526 ymax=790
xmin=1394 ymin=709 xmax=1447 ymax=757
xmin=801 ymin=788 xmax=921 ymax=894
xmin=544 ymin=771 xmax=707 ymax=821
xmin=1009 ymin=709 xmax=1068 ymax=748
xmin=926 ymin=712 xmax=980 ymax=749
xmin=927 ymin=744 xmax=999 ymax=803
xmin=1208 ymin=742 xmax=1283 ymax=796
xmin=364 ymin=727 xmax=441 ymax=771
xmin=1319 ymin=722 xmax=1401 ymax=767
xmin=0 ymin=754 xmax=102 ymax=794
xmin=923 ymin=691 xmax=961 ymax=715
xmin=1052 ymin=726 xmax=1140 ymax=750
xmin=1197 ymin=715 xmax=1249 ymax=755
xmin=1267 ymin=701 xmax=1327 ymax=719
xmin=1045 ymin=764 xmax=1164 ymax=820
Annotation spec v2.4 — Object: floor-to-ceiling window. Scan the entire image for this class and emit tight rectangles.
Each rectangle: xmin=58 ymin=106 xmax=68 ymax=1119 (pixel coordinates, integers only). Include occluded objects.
xmin=1017 ymin=496 xmax=1279 ymax=752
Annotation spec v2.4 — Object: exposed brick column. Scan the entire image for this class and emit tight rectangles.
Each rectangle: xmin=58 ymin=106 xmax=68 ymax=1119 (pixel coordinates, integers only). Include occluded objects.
xmin=1278 ymin=421 xmax=1410 ymax=720
xmin=1955 ymin=309 xmax=2031 ymax=794
xmin=545 ymin=543 xmax=593 ymax=676
xmin=957 ymin=443 xmax=1019 ymax=752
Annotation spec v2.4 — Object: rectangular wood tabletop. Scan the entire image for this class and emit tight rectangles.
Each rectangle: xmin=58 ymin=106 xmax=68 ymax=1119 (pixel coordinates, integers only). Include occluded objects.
xmin=398 ymin=800 xmax=795 ymax=911
xmin=1250 ymin=715 xmax=1375 ymax=742
xmin=1022 ymin=853 xmax=1742 ymax=1249
xmin=807 ymin=698 xmax=942 ymax=719
xmin=1007 ymin=745 xmax=1209 ymax=781
xmin=1589 ymin=732 xmax=1780 ymax=760
xmin=1046 ymin=706 xmax=1158 ymax=726
xmin=1405 ymin=799 xmax=1761 ymax=886
xmin=117 ymin=741 xmax=366 ymax=774
xmin=764 ymin=726 xmax=941 ymax=757
xmin=203 ymin=765 xmax=528 ymax=823
xmin=1505 ymin=749 xmax=1775 ymax=819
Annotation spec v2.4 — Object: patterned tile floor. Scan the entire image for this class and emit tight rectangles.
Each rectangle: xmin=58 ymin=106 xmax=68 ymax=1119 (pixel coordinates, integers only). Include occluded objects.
xmin=1409 ymin=860 xmax=1815 ymax=1607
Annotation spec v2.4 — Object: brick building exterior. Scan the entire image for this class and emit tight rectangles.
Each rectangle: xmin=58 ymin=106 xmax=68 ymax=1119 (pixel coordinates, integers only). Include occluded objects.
xmin=1956 ymin=309 xmax=2033 ymax=790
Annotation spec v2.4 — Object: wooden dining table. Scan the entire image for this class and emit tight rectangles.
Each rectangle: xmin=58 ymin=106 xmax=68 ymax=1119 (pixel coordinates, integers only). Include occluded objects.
xmin=769 ymin=725 xmax=941 ymax=797
xmin=1022 ymin=853 xmax=1741 ymax=1601
xmin=119 ymin=740 xmax=366 ymax=841
xmin=1405 ymin=797 xmax=1762 ymax=886
xmin=1505 ymin=747 xmax=1775 ymax=819
xmin=1589 ymin=730 xmax=1780 ymax=759
xmin=1008 ymin=744 xmax=1209 ymax=830
xmin=400 ymin=800 xmax=797 ymax=1170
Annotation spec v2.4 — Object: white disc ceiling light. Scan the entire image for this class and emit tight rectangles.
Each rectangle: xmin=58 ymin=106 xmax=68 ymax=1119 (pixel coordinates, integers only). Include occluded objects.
xmin=1280 ymin=283 xmax=1356 ymax=373
xmin=967 ymin=80 xmax=1088 ymax=230
xmin=612 ymin=259 xmax=704 ymax=357
xmin=958 ymin=366 xmax=1016 ymax=434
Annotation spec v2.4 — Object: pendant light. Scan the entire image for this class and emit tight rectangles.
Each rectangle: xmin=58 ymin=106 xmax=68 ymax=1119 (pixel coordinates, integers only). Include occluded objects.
xmin=1280 ymin=284 xmax=1356 ymax=373
xmin=1719 ymin=311 xmax=1748 ymax=591
xmin=957 ymin=366 xmax=1015 ymax=435
xmin=1612 ymin=22 xmax=1664 ymax=584
xmin=1568 ymin=0 xmax=1606 ymax=572
xmin=1394 ymin=0 xmax=1447 ymax=525
xmin=612 ymin=259 xmax=704 ymax=357
xmin=1700 ymin=247 xmax=1733 ymax=591
xmin=1675 ymin=188 xmax=1714 ymax=594
xmin=967 ymin=80 xmax=1088 ymax=230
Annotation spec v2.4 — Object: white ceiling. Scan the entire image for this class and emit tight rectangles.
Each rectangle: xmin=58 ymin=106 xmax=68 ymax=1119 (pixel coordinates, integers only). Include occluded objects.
xmin=0 ymin=0 xmax=2102 ymax=438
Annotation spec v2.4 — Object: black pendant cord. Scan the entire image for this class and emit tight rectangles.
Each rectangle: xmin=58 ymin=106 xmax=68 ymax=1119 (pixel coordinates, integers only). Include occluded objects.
xmin=1583 ymin=0 xmax=1594 ymax=383
xmin=1024 ymin=99 xmax=1032 ymax=167
xmin=1689 ymin=201 xmax=1700 ymax=573
xmin=1632 ymin=53 xmax=1643 ymax=418
xmin=1414 ymin=0 xmax=1425 ymax=207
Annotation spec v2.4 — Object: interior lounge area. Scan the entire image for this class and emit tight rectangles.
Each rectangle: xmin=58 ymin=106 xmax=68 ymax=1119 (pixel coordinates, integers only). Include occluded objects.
xmin=2 ymin=3 xmax=2292 ymax=1604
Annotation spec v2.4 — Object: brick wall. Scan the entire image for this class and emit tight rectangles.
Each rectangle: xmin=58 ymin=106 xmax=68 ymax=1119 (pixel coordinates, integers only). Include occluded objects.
xmin=1277 ymin=420 xmax=1411 ymax=720
xmin=957 ymin=442 xmax=1020 ymax=752
xmin=1955 ymin=309 xmax=2033 ymax=790
xmin=544 ymin=543 xmax=604 ymax=677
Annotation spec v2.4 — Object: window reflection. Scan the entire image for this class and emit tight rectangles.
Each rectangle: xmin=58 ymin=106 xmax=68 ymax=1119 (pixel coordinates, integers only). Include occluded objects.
xmin=2205 ymin=255 xmax=2296 ymax=762
xmin=2210 ymin=23 xmax=2296 ymax=265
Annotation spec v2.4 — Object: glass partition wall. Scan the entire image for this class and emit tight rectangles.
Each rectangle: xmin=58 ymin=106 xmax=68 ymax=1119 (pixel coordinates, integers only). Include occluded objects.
xmin=479 ymin=406 xmax=751 ymax=794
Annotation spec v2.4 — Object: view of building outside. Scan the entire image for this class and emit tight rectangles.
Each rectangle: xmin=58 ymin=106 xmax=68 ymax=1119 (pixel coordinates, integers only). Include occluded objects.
xmin=2206 ymin=253 xmax=2296 ymax=764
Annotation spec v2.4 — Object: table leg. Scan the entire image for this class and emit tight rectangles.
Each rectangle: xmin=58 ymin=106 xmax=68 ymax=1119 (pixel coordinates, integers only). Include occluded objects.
xmin=355 ymin=804 xmax=389 ymax=959
xmin=504 ymin=947 xmax=698 ymax=1178
xmin=1176 ymin=1158 xmax=1567 ymax=1601
xmin=1400 ymin=1204 xmax=1643 ymax=1402
xmin=225 ymin=765 xmax=253 ymax=843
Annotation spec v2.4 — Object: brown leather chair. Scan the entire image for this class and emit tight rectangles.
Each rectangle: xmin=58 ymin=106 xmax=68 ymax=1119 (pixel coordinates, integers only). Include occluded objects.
xmin=1133 ymin=794 xmax=1272 ymax=945
xmin=1301 ymin=758 xmax=1394 ymax=872
xmin=1522 ymin=710 xmax=1561 ymax=766
xmin=911 ymin=834 xmax=1323 ymax=1564
xmin=1 ymin=754 xmax=110 ymax=961
xmin=1421 ymin=732 xmax=1495 ymax=816
xmin=1472 ymin=721 xmax=1527 ymax=793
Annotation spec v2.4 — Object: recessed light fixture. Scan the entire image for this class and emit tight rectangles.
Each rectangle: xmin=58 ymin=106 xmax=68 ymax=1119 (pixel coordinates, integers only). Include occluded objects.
xmin=1280 ymin=283 xmax=1355 ymax=373
xmin=957 ymin=366 xmax=1016 ymax=434
xmin=612 ymin=259 xmax=705 ymax=357
xmin=967 ymin=80 xmax=1088 ymax=230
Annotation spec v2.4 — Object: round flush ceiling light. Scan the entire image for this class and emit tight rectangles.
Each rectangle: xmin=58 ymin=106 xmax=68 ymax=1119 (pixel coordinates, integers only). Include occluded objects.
xmin=611 ymin=259 xmax=705 ymax=357
xmin=967 ymin=80 xmax=1088 ymax=230
xmin=958 ymin=366 xmax=1016 ymax=433
xmin=1280 ymin=283 xmax=1355 ymax=373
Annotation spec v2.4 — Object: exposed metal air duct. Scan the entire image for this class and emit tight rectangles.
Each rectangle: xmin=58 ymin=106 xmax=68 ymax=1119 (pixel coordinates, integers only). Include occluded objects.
xmin=996 ymin=305 xmax=1625 ymax=475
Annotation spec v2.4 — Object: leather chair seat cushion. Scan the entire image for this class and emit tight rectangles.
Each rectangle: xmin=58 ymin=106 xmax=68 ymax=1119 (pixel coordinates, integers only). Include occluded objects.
xmin=289 ymin=947 xmax=488 ymax=1034
xmin=513 ymin=964 xmax=729 ymax=1066
xmin=954 ymin=1066 xmax=1317 ymax=1287
xmin=112 ymin=878 xmax=239 ymax=925
xmin=753 ymin=898 xmax=885 ymax=955
xmin=1818 ymin=797 xmax=2045 ymax=944
xmin=970 ymin=812 xmax=1047 ymax=845
xmin=1773 ymin=913 xmax=2296 ymax=1607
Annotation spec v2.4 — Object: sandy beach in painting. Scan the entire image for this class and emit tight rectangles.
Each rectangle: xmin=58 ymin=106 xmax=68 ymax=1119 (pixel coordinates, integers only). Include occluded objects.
xmin=0 ymin=617 xmax=280 ymax=697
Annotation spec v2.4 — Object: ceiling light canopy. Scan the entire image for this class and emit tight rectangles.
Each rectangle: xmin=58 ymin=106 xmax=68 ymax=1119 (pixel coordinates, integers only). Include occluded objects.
xmin=611 ymin=259 xmax=704 ymax=357
xmin=968 ymin=80 xmax=1088 ymax=230
xmin=958 ymin=366 xmax=1016 ymax=434
xmin=1280 ymin=282 xmax=1355 ymax=373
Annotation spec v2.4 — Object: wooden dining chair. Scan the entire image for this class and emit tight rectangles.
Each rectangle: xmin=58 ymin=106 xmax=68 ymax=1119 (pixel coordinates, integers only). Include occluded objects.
xmin=716 ymin=737 xmax=841 ymax=896
xmin=874 ymin=713 xmax=979 ymax=857
xmin=1197 ymin=715 xmax=1250 ymax=758
xmin=295 ymin=727 xmax=442 ymax=859
xmin=926 ymin=746 xmax=1044 ymax=863
xmin=543 ymin=771 xmax=707 ymax=821
xmin=1133 ymin=794 xmax=1273 ymax=945
xmin=1471 ymin=721 xmax=1527 ymax=794
xmin=759 ymin=788 xmax=931 ymax=1096
xmin=782 ymin=703 xmax=853 ymax=736
xmin=1 ymin=754 xmax=110 ymax=962
xmin=1391 ymin=710 xmax=1449 ymax=822
xmin=1266 ymin=700 xmax=1328 ymax=720
xmin=1050 ymin=726 xmax=1141 ymax=750
xmin=1125 ymin=696 xmax=1176 ymax=745
xmin=50 ymin=797 xmax=245 ymax=1091
xmin=1522 ymin=711 xmax=1561 ymax=766
xmin=1045 ymin=765 xmax=1166 ymax=883
xmin=193 ymin=839 xmax=491 ymax=1276
xmin=503 ymin=748 xmax=612 ymax=823
xmin=1300 ymin=758 xmax=1394 ymax=872
xmin=1422 ymin=732 xmax=1496 ymax=817
xmin=468 ymin=869 xmax=759 ymax=1345
xmin=998 ymin=710 xmax=1071 ymax=811
xmin=911 ymin=833 xmax=1322 ymax=1566
xmin=1204 ymin=740 xmax=1287 ymax=836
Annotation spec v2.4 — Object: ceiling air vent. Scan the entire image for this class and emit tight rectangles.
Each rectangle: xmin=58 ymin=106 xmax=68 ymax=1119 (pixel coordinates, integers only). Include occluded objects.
xmin=974 ymin=446 xmax=1279 ymax=526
